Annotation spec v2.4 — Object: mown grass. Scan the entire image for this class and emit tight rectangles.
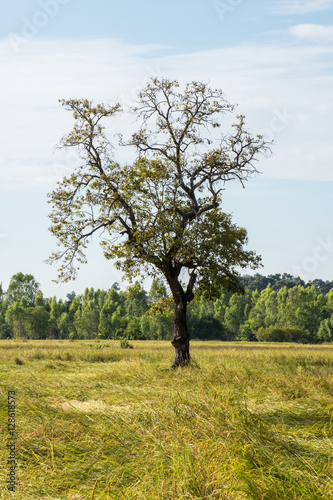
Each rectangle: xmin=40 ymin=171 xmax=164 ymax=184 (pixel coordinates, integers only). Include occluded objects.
xmin=1 ymin=340 xmax=333 ymax=499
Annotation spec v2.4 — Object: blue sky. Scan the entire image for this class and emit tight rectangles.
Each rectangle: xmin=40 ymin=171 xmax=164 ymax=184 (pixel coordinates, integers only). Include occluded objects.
xmin=1 ymin=0 xmax=333 ymax=298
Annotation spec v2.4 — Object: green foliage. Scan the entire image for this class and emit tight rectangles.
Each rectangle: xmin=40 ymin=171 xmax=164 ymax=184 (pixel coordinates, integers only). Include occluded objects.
xmin=0 ymin=285 xmax=10 ymax=338
xmin=148 ymin=277 xmax=167 ymax=305
xmin=34 ymin=291 xmax=45 ymax=307
xmin=241 ymin=273 xmax=333 ymax=294
xmin=0 ymin=312 xmax=10 ymax=338
xmin=140 ymin=310 xmax=174 ymax=340
xmin=125 ymin=318 xmax=143 ymax=340
xmin=120 ymin=338 xmax=134 ymax=349
xmin=57 ymin=312 xmax=74 ymax=338
xmin=99 ymin=286 xmax=131 ymax=339
xmin=66 ymin=290 xmax=76 ymax=303
xmin=256 ymin=326 xmax=308 ymax=343
xmin=124 ymin=282 xmax=148 ymax=317
xmin=79 ymin=300 xmax=100 ymax=339
xmin=240 ymin=321 xmax=258 ymax=341
xmin=224 ymin=290 xmax=252 ymax=336
xmin=6 ymin=272 xmax=40 ymax=306
xmin=318 ymin=315 xmax=333 ymax=342
xmin=47 ymin=78 xmax=269 ymax=311
xmin=189 ymin=315 xmax=228 ymax=340
xmin=25 ymin=306 xmax=50 ymax=339
xmin=2 ymin=271 xmax=333 ymax=343
xmin=5 ymin=301 xmax=28 ymax=338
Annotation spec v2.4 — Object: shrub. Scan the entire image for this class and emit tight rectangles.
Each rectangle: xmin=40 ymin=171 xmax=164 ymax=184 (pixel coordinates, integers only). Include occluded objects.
xmin=120 ymin=339 xmax=134 ymax=349
xmin=256 ymin=327 xmax=308 ymax=343
xmin=125 ymin=318 xmax=144 ymax=339
xmin=240 ymin=322 xmax=258 ymax=341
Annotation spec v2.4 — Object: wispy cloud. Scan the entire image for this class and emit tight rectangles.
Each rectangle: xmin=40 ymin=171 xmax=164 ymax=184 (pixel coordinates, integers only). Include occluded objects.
xmin=289 ymin=23 xmax=333 ymax=41
xmin=0 ymin=37 xmax=332 ymax=186
xmin=274 ymin=0 xmax=333 ymax=14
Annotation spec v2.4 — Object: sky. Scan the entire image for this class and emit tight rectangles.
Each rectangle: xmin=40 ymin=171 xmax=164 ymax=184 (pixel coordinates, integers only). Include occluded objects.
xmin=0 ymin=0 xmax=332 ymax=299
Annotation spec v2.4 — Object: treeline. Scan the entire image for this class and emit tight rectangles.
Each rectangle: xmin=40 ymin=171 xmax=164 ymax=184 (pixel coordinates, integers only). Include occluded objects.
xmin=1 ymin=272 xmax=333 ymax=343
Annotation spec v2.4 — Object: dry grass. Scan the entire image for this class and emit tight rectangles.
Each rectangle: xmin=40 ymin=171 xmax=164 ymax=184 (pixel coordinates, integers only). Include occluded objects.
xmin=0 ymin=340 xmax=333 ymax=499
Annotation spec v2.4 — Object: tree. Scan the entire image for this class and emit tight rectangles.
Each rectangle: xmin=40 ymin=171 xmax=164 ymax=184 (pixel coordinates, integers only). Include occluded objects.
xmin=240 ymin=273 xmax=270 ymax=292
xmin=0 ymin=283 xmax=10 ymax=338
xmin=5 ymin=300 xmax=28 ymax=338
xmin=6 ymin=273 xmax=40 ymax=307
xmin=124 ymin=282 xmax=149 ymax=318
xmin=189 ymin=316 xmax=227 ymax=340
xmin=307 ymin=279 xmax=333 ymax=295
xmin=25 ymin=306 xmax=50 ymax=339
xmin=99 ymin=287 xmax=125 ymax=338
xmin=66 ymin=291 xmax=76 ymax=304
xmin=76 ymin=299 xmax=100 ymax=339
xmin=47 ymin=78 xmax=269 ymax=366
xmin=57 ymin=311 xmax=75 ymax=338
xmin=278 ymin=285 xmax=326 ymax=343
xmin=248 ymin=286 xmax=274 ymax=331
xmin=34 ymin=290 xmax=45 ymax=307
xmin=318 ymin=315 xmax=333 ymax=342
xmin=148 ymin=277 xmax=167 ymax=305
xmin=224 ymin=290 xmax=252 ymax=337
xmin=140 ymin=310 xmax=174 ymax=340
xmin=270 ymin=273 xmax=305 ymax=291
xmin=111 ymin=282 xmax=121 ymax=292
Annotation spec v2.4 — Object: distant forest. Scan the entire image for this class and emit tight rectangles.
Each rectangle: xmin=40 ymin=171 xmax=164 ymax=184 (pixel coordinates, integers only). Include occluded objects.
xmin=1 ymin=272 xmax=333 ymax=343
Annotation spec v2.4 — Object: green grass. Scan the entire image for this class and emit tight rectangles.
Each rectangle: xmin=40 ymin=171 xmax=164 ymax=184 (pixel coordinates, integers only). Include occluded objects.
xmin=1 ymin=340 xmax=333 ymax=499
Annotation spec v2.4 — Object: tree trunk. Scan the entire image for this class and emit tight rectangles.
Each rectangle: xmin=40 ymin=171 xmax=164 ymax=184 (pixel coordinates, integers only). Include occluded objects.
xmin=163 ymin=263 xmax=193 ymax=368
xmin=171 ymin=295 xmax=190 ymax=368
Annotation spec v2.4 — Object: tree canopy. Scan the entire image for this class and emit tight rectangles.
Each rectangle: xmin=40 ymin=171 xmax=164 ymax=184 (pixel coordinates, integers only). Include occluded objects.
xmin=6 ymin=272 xmax=40 ymax=307
xmin=47 ymin=78 xmax=270 ymax=366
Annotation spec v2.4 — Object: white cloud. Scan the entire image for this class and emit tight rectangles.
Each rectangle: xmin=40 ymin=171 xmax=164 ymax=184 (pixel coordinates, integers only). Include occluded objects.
xmin=289 ymin=23 xmax=333 ymax=41
xmin=0 ymin=37 xmax=332 ymax=186
xmin=274 ymin=0 xmax=333 ymax=14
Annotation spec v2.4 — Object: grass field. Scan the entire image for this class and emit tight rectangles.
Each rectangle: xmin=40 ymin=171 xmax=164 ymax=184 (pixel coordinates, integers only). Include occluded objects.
xmin=1 ymin=340 xmax=333 ymax=499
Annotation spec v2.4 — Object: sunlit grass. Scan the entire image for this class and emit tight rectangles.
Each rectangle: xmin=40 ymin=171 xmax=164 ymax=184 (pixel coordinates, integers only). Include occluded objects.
xmin=0 ymin=340 xmax=333 ymax=499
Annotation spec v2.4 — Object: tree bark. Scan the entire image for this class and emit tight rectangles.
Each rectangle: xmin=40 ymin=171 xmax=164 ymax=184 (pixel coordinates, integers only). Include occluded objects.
xmin=163 ymin=263 xmax=193 ymax=368
xmin=170 ymin=290 xmax=190 ymax=368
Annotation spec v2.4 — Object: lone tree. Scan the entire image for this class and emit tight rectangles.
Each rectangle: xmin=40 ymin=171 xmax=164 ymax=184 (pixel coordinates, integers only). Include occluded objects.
xmin=47 ymin=78 xmax=269 ymax=367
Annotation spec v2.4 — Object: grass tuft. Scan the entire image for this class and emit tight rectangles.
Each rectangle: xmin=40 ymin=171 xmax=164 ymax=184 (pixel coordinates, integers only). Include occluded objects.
xmin=14 ymin=356 xmax=25 ymax=365
xmin=120 ymin=339 xmax=134 ymax=349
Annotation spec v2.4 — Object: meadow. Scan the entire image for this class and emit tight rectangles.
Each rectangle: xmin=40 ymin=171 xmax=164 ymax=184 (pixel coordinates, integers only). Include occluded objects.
xmin=1 ymin=340 xmax=333 ymax=499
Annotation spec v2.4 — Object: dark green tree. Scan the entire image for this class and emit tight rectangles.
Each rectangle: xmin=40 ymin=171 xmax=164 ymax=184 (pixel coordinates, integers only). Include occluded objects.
xmin=25 ymin=306 xmax=50 ymax=339
xmin=307 ymin=279 xmax=333 ymax=295
xmin=189 ymin=315 xmax=227 ymax=340
xmin=66 ymin=291 xmax=76 ymax=309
